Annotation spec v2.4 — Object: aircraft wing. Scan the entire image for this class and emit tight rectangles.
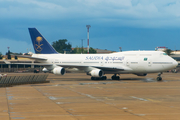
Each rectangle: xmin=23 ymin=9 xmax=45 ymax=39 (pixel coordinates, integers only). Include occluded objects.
xmin=12 ymin=55 xmax=47 ymax=60
xmin=92 ymin=66 xmax=124 ymax=71
xmin=3 ymin=61 xmax=52 ymax=66
xmin=3 ymin=59 xmax=50 ymax=65
xmin=57 ymin=64 xmax=132 ymax=72
xmin=3 ymin=58 xmax=131 ymax=73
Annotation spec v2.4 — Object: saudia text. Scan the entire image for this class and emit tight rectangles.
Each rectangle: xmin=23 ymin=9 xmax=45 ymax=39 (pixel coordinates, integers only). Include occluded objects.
xmin=85 ymin=56 xmax=124 ymax=61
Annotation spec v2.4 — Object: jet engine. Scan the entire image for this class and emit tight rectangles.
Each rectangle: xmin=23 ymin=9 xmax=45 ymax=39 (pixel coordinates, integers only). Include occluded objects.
xmin=134 ymin=73 xmax=147 ymax=76
xmin=42 ymin=67 xmax=49 ymax=73
xmin=90 ymin=69 xmax=104 ymax=77
xmin=53 ymin=67 xmax=65 ymax=75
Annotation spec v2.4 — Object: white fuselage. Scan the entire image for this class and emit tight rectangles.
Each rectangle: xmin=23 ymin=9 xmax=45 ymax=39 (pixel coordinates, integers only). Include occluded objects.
xmin=32 ymin=51 xmax=178 ymax=75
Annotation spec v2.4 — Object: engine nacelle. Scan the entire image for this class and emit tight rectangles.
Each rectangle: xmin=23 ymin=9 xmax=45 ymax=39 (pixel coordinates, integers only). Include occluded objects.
xmin=53 ymin=67 xmax=65 ymax=75
xmin=42 ymin=68 xmax=49 ymax=73
xmin=134 ymin=73 xmax=147 ymax=76
xmin=90 ymin=69 xmax=104 ymax=77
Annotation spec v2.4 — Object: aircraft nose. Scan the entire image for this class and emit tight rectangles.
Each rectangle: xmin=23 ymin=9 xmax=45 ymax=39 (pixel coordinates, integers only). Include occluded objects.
xmin=174 ymin=60 xmax=178 ymax=67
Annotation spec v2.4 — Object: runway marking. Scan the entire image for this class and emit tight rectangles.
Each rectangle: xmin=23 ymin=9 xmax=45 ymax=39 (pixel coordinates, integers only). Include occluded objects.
xmin=8 ymin=96 xmax=13 ymax=100
xmin=146 ymin=98 xmax=161 ymax=102
xmin=56 ymin=102 xmax=70 ymax=104
xmin=96 ymin=87 xmax=102 ymax=89
xmin=48 ymin=96 xmax=59 ymax=100
xmin=131 ymin=96 xmax=161 ymax=102
xmin=104 ymin=97 xmax=114 ymax=101
xmin=12 ymin=117 xmax=25 ymax=119
xmin=131 ymin=96 xmax=148 ymax=101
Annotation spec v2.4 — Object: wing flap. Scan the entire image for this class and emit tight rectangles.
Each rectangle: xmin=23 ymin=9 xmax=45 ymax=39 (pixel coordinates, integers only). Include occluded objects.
xmin=58 ymin=64 xmax=131 ymax=72
xmin=92 ymin=66 xmax=124 ymax=71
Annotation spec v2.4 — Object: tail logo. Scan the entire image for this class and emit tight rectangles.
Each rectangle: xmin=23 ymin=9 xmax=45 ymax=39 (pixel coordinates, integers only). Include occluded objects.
xmin=34 ymin=36 xmax=43 ymax=52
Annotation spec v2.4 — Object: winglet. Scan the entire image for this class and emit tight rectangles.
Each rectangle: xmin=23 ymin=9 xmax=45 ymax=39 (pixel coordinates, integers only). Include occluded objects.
xmin=28 ymin=28 xmax=58 ymax=54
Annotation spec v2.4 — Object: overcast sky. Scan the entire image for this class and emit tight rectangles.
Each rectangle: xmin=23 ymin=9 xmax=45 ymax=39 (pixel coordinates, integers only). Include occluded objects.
xmin=0 ymin=0 xmax=180 ymax=54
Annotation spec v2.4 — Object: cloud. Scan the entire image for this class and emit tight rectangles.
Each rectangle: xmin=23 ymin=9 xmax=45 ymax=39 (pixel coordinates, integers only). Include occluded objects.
xmin=0 ymin=0 xmax=66 ymax=19
xmin=0 ymin=0 xmax=180 ymax=27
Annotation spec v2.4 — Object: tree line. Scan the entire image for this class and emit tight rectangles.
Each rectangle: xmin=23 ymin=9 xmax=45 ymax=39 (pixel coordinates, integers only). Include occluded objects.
xmin=0 ymin=50 xmax=20 ymax=60
xmin=52 ymin=39 xmax=96 ymax=54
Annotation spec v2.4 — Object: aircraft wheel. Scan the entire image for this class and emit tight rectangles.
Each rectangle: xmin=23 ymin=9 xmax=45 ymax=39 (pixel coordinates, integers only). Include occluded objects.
xmin=157 ymin=77 xmax=162 ymax=81
xmin=91 ymin=77 xmax=107 ymax=80
xmin=91 ymin=77 xmax=95 ymax=80
xmin=111 ymin=76 xmax=120 ymax=80
xmin=102 ymin=76 xmax=107 ymax=80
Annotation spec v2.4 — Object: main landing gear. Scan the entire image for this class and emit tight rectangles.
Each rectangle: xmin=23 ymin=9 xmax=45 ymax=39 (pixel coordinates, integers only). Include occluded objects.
xmin=91 ymin=76 xmax=107 ymax=80
xmin=157 ymin=72 xmax=163 ymax=81
xmin=111 ymin=74 xmax=120 ymax=80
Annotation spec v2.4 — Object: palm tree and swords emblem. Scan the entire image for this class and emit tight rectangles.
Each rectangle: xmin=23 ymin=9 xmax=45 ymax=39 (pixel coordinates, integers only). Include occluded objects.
xmin=34 ymin=36 xmax=43 ymax=52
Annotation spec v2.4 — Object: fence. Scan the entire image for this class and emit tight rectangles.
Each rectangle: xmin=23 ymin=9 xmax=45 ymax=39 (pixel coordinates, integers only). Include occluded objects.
xmin=0 ymin=74 xmax=49 ymax=87
xmin=0 ymin=68 xmax=42 ymax=73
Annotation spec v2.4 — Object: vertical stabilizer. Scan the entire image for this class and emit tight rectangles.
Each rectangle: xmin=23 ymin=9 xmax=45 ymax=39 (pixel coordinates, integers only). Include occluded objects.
xmin=28 ymin=28 xmax=58 ymax=54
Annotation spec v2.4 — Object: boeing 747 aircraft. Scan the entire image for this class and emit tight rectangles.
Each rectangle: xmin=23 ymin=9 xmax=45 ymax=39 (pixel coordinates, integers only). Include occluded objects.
xmin=13 ymin=28 xmax=179 ymax=81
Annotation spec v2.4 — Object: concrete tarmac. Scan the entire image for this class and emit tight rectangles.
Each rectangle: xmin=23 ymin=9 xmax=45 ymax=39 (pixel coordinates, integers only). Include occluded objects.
xmin=1 ymin=72 xmax=180 ymax=120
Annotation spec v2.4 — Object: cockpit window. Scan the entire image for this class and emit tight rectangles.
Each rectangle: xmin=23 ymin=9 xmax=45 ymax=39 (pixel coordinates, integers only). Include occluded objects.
xmin=160 ymin=53 xmax=168 ymax=56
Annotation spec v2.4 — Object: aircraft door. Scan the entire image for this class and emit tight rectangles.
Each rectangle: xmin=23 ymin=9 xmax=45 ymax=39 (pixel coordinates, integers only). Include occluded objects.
xmin=100 ymin=60 xmax=104 ymax=66
xmin=143 ymin=57 xmax=151 ymax=67
xmin=126 ymin=60 xmax=130 ymax=66
xmin=148 ymin=58 xmax=152 ymax=67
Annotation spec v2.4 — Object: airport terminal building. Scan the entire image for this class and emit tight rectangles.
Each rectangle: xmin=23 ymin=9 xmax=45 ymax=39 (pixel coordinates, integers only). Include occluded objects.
xmin=0 ymin=55 xmax=41 ymax=73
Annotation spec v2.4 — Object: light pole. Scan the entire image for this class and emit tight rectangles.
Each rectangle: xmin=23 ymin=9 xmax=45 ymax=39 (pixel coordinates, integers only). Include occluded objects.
xmin=81 ymin=39 xmax=84 ymax=53
xmin=86 ymin=25 xmax=91 ymax=54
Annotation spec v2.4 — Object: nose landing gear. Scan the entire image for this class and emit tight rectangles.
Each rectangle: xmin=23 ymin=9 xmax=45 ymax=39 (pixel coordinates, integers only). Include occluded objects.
xmin=157 ymin=72 xmax=163 ymax=81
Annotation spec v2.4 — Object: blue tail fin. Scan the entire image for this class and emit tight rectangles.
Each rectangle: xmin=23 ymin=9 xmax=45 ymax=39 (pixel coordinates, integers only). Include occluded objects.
xmin=28 ymin=28 xmax=58 ymax=54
